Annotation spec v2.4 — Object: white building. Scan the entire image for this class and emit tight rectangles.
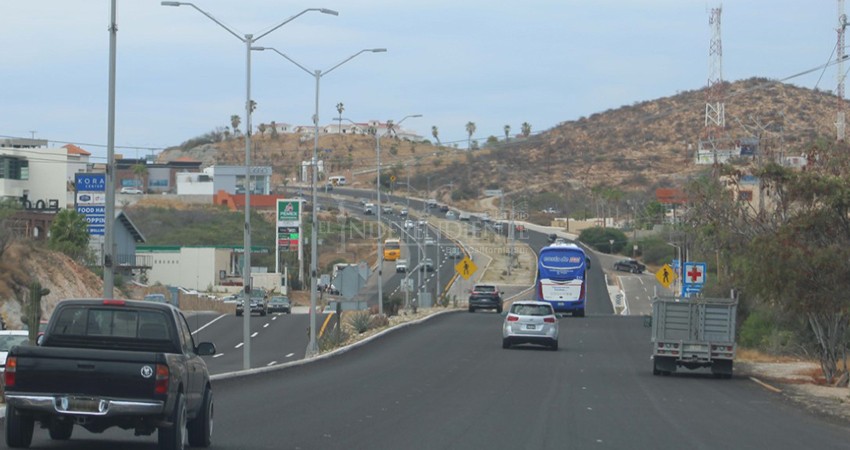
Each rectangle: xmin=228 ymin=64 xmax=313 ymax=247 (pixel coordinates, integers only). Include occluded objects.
xmin=0 ymin=139 xmax=68 ymax=206
xmin=176 ymin=171 xmax=215 ymax=195
xmin=63 ymin=144 xmax=91 ymax=187
xmin=137 ymin=245 xmax=281 ymax=292
xmin=203 ymin=165 xmax=272 ymax=195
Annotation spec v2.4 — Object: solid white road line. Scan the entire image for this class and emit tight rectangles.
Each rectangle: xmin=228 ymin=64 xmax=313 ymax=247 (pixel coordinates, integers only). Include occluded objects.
xmin=191 ymin=314 xmax=227 ymax=335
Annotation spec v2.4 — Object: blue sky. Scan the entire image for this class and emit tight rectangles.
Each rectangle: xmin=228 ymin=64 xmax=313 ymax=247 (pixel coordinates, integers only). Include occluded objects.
xmin=1 ymin=1 xmax=840 ymax=162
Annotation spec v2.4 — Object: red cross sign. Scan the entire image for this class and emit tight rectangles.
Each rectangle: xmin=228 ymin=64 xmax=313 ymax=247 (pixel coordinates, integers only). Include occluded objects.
xmin=683 ymin=263 xmax=706 ymax=284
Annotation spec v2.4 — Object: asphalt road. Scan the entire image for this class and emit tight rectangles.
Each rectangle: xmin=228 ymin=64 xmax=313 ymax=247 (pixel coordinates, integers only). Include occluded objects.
xmin=22 ymin=312 xmax=850 ymax=449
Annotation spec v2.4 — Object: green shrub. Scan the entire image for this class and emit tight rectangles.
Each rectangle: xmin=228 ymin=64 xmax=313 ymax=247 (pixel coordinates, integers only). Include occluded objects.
xmin=739 ymin=309 xmax=795 ymax=353
xmin=578 ymin=227 xmax=628 ymax=254
xmin=383 ymin=294 xmax=403 ymax=316
xmin=347 ymin=310 xmax=371 ymax=334
xmin=636 ymin=236 xmax=672 ymax=266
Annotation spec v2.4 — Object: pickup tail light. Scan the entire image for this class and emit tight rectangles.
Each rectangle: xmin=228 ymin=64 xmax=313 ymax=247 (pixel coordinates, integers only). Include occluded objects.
xmin=154 ymin=364 xmax=169 ymax=395
xmin=103 ymin=299 xmax=126 ymax=306
xmin=4 ymin=356 xmax=16 ymax=388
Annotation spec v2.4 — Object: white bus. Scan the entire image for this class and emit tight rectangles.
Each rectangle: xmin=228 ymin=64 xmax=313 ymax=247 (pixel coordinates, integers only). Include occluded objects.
xmin=328 ymin=176 xmax=347 ymax=186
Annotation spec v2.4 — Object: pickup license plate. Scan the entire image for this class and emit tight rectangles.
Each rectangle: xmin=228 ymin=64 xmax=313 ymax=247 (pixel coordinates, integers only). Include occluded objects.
xmin=67 ymin=398 xmax=101 ymax=413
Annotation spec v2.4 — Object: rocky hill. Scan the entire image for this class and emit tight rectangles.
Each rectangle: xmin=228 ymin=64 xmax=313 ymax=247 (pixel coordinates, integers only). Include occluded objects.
xmin=160 ymin=78 xmax=846 ymax=206
xmin=0 ymin=243 xmax=107 ymax=329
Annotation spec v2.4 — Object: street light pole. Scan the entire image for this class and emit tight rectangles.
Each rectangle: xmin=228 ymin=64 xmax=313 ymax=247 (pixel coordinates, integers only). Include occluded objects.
xmin=254 ymin=47 xmax=385 ymax=356
xmin=103 ymin=0 xmax=118 ymax=298
xmin=375 ymin=114 xmax=421 ymax=315
xmin=161 ymin=2 xmax=337 ymax=370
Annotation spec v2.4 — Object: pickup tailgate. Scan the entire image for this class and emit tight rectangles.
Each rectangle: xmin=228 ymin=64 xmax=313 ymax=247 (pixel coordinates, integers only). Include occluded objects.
xmin=10 ymin=345 xmax=163 ymax=399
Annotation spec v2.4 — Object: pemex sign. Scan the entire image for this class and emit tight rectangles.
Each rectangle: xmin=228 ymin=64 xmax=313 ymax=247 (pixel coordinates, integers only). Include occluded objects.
xmin=277 ymin=199 xmax=302 ymax=253
xmin=277 ymin=199 xmax=301 ymax=226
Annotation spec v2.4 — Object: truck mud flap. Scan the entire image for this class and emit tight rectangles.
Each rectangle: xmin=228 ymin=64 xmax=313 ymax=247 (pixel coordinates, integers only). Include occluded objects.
xmin=652 ymin=356 xmax=677 ymax=376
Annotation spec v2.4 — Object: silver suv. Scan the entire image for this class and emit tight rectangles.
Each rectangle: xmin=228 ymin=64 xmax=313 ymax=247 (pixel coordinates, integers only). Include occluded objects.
xmin=502 ymin=301 xmax=559 ymax=350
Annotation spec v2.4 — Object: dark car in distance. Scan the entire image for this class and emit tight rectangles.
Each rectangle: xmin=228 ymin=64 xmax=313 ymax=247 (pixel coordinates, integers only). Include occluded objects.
xmin=613 ymin=258 xmax=646 ymax=274
xmin=268 ymin=296 xmax=292 ymax=314
xmin=468 ymin=284 xmax=503 ymax=313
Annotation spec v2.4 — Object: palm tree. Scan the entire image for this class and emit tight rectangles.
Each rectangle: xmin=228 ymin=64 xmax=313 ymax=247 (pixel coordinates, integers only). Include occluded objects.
xmin=465 ymin=121 xmax=476 ymax=150
xmin=270 ymin=121 xmax=279 ymax=140
xmin=386 ymin=119 xmax=396 ymax=137
xmin=431 ymin=125 xmax=440 ymax=146
xmin=503 ymin=124 xmax=511 ymax=142
xmin=230 ymin=115 xmax=242 ymax=137
xmin=257 ymin=123 xmax=267 ymax=137
xmin=521 ymin=122 xmax=531 ymax=138
xmin=336 ymin=102 xmax=344 ymax=133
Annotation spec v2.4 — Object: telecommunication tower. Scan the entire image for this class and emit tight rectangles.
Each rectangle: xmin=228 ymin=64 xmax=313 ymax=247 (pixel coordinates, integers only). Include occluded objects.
xmin=696 ymin=5 xmax=728 ymax=166
xmin=837 ymin=0 xmax=846 ymax=141
xmin=705 ymin=6 xmax=725 ymax=135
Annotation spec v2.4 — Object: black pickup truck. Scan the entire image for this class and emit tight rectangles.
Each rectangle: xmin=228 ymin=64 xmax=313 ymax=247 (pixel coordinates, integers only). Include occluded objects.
xmin=3 ymin=299 xmax=216 ymax=449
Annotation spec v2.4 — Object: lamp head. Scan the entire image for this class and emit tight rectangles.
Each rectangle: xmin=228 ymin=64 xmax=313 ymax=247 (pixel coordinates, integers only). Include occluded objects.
xmin=370 ymin=48 xmax=388 ymax=53
xmin=320 ymin=9 xmax=340 ymax=16
xmin=161 ymin=1 xmax=181 ymax=6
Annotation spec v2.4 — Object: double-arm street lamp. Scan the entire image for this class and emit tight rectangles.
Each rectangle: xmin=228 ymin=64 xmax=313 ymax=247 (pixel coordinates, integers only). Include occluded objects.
xmin=161 ymin=2 xmax=338 ymax=370
xmin=374 ymin=114 xmax=421 ymax=315
xmin=253 ymin=46 xmax=386 ymax=356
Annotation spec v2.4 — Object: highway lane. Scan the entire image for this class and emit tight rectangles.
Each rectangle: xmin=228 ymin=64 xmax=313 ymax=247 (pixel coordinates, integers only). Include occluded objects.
xmin=186 ymin=311 xmax=318 ymax=375
xmin=27 ymin=312 xmax=850 ymax=449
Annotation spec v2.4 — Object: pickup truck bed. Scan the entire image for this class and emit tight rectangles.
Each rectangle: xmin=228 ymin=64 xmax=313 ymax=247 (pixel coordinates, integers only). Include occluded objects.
xmin=4 ymin=299 xmax=216 ymax=449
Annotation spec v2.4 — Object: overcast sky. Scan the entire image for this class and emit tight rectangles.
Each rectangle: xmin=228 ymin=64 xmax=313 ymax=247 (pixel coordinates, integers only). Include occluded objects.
xmin=1 ymin=1 xmax=840 ymax=162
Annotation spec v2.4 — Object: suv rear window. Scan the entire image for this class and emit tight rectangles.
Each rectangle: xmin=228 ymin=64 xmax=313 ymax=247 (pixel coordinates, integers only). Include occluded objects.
xmin=474 ymin=285 xmax=496 ymax=293
xmin=510 ymin=304 xmax=554 ymax=316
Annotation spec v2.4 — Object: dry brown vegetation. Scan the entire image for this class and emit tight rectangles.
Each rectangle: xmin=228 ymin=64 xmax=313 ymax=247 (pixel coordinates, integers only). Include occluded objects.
xmin=161 ymin=78 xmax=846 ymax=202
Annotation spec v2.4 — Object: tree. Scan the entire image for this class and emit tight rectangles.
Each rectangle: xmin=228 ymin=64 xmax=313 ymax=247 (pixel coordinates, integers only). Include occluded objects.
xmin=336 ymin=102 xmax=344 ymax=133
xmin=465 ymin=121 xmax=476 ymax=150
xmin=386 ymin=120 xmax=396 ymax=137
xmin=685 ymin=142 xmax=850 ymax=384
xmin=521 ymin=122 xmax=532 ymax=137
xmin=257 ymin=123 xmax=267 ymax=136
xmin=230 ymin=115 xmax=242 ymax=137
xmin=504 ymin=124 xmax=511 ymax=142
xmin=131 ymin=163 xmax=147 ymax=191
xmin=49 ymin=209 xmax=90 ymax=262
xmin=270 ymin=121 xmax=279 ymax=140
xmin=431 ymin=126 xmax=440 ymax=146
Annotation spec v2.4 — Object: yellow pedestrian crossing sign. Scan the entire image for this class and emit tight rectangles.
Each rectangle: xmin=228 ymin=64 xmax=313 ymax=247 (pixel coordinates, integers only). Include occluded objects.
xmin=455 ymin=256 xmax=477 ymax=280
xmin=656 ymin=264 xmax=676 ymax=289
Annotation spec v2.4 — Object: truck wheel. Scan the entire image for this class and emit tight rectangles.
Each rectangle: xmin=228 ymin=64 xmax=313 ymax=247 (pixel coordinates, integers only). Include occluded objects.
xmin=48 ymin=419 xmax=74 ymax=440
xmin=158 ymin=393 xmax=187 ymax=450
xmin=188 ymin=387 xmax=213 ymax=448
xmin=5 ymin=404 xmax=34 ymax=448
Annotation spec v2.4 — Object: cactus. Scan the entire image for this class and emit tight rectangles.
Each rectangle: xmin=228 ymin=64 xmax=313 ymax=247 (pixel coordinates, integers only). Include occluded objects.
xmin=26 ymin=280 xmax=50 ymax=344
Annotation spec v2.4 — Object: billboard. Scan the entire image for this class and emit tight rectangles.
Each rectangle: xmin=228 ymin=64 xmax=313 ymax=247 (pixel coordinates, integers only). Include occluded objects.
xmin=75 ymin=173 xmax=106 ymax=236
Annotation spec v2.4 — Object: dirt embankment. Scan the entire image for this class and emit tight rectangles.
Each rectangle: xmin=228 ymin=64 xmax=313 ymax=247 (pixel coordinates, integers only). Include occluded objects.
xmin=0 ymin=242 xmax=108 ymax=329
